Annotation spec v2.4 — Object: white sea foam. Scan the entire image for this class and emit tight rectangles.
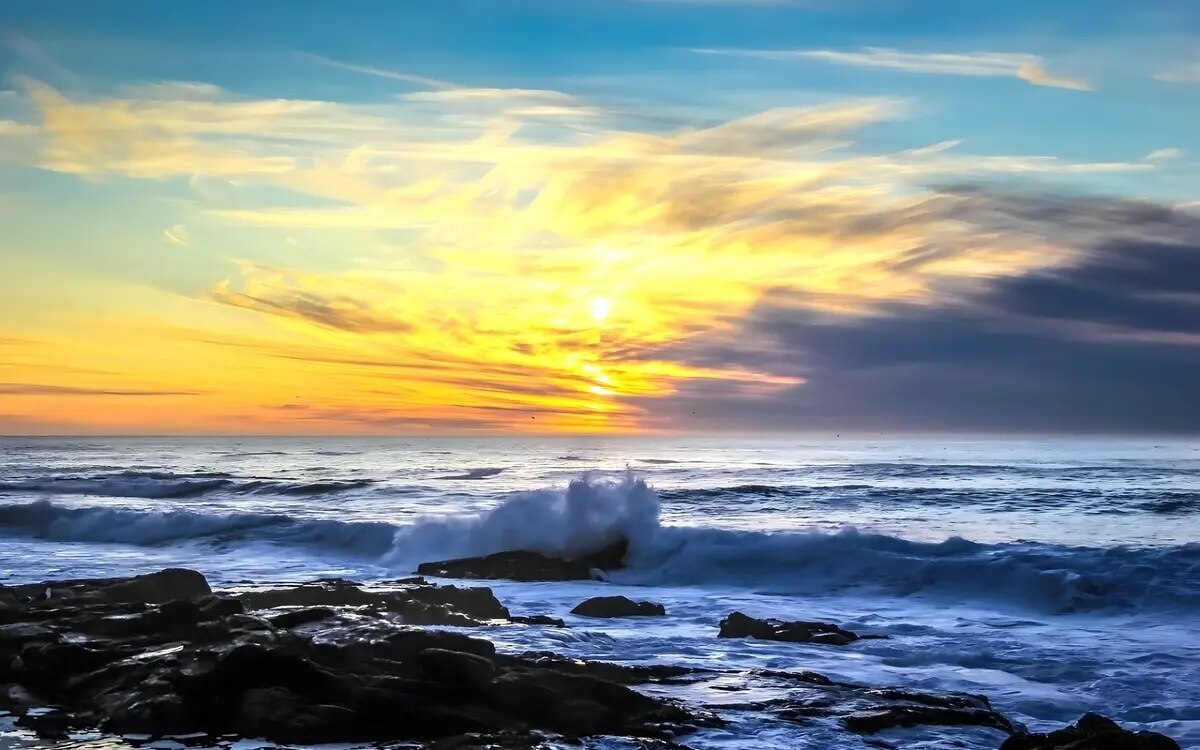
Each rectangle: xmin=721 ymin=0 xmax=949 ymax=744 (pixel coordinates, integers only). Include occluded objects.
xmin=1 ymin=475 xmax=1196 ymax=614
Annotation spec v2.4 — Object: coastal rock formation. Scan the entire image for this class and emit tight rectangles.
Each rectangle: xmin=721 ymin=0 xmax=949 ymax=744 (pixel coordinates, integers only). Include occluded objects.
xmin=571 ymin=595 xmax=666 ymax=618
xmin=507 ymin=614 xmax=566 ymax=627
xmin=712 ymin=673 xmax=1014 ymax=737
xmin=1001 ymin=713 xmax=1181 ymax=749
xmin=236 ymin=577 xmax=510 ymax=625
xmin=717 ymin=611 xmax=877 ymax=646
xmin=417 ymin=540 xmax=629 ymax=582
xmin=0 ymin=569 xmax=709 ymax=745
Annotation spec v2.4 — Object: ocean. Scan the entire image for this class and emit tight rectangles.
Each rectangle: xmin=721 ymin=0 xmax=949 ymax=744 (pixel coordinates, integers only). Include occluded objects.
xmin=1 ymin=436 xmax=1197 ymax=748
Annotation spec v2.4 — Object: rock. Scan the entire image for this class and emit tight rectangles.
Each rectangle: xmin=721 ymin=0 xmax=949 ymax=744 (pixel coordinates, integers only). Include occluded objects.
xmin=417 ymin=540 xmax=628 ymax=582
xmin=1001 ymin=712 xmax=1181 ymax=750
xmin=238 ymin=579 xmax=509 ymax=624
xmin=497 ymin=651 xmax=697 ymax=685
xmin=843 ymin=704 xmax=1013 ymax=733
xmin=235 ymin=687 xmax=358 ymax=744
xmin=507 ymin=615 xmax=566 ymax=628
xmin=419 ymin=648 xmax=497 ymax=692
xmin=0 ymin=568 xmax=709 ymax=745
xmin=267 ymin=606 xmax=338 ymax=629
xmin=0 ymin=568 xmax=211 ymax=606
xmin=717 ymin=611 xmax=871 ymax=645
xmin=571 ymin=596 xmax=666 ymax=618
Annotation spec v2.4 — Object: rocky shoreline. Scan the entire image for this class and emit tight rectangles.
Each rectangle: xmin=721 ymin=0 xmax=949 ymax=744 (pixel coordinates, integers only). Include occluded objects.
xmin=0 ymin=550 xmax=1183 ymax=749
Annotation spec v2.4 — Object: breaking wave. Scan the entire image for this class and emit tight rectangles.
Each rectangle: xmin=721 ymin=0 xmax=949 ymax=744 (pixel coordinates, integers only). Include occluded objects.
xmin=0 ymin=471 xmax=374 ymax=499
xmin=0 ymin=475 xmax=1196 ymax=614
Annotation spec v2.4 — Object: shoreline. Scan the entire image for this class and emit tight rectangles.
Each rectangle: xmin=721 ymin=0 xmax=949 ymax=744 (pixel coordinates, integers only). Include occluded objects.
xmin=0 ymin=557 xmax=1183 ymax=750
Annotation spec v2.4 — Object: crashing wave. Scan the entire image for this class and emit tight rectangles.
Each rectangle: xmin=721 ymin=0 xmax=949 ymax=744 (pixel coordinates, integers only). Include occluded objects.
xmin=0 ymin=474 xmax=1195 ymax=614
xmin=0 ymin=471 xmax=374 ymax=499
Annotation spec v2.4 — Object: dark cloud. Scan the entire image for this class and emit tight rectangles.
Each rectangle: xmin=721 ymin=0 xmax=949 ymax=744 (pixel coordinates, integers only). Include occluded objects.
xmin=636 ymin=190 xmax=1200 ymax=434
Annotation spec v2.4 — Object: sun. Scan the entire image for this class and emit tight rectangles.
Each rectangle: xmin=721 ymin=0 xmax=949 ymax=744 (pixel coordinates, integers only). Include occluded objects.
xmin=589 ymin=296 xmax=612 ymax=323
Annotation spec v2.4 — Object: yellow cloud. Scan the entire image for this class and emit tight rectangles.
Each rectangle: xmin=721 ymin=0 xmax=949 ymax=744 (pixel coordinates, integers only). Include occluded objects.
xmin=0 ymin=76 xmax=1124 ymax=433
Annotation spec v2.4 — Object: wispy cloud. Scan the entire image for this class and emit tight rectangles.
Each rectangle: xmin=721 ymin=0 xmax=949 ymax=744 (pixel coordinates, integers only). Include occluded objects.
xmin=0 ymin=383 xmax=200 ymax=396
xmin=210 ymin=273 xmax=413 ymax=334
xmin=696 ymin=47 xmax=1094 ymax=90
xmin=1154 ymin=62 xmax=1200 ymax=84
xmin=1146 ymin=148 xmax=1185 ymax=161
xmin=300 ymin=52 xmax=456 ymax=89
xmin=0 ymin=71 xmax=1164 ymax=433
xmin=162 ymin=224 xmax=189 ymax=245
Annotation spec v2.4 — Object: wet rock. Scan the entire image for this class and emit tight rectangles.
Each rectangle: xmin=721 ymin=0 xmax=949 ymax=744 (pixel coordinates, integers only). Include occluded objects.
xmin=499 ymin=651 xmax=698 ymax=685
xmin=417 ymin=540 xmax=628 ymax=582
xmin=267 ymin=606 xmax=339 ymax=629
xmin=0 ymin=568 xmax=709 ymax=746
xmin=1001 ymin=712 xmax=1180 ymax=749
xmin=238 ymin=578 xmax=509 ymax=624
xmin=0 ymin=568 xmax=211 ymax=606
xmin=420 ymin=648 xmax=497 ymax=692
xmin=843 ymin=704 xmax=1013 ymax=733
xmin=508 ymin=614 xmax=566 ymax=627
xmin=718 ymin=669 xmax=1014 ymax=738
xmin=571 ymin=595 xmax=666 ymax=618
xmin=717 ymin=611 xmax=873 ymax=645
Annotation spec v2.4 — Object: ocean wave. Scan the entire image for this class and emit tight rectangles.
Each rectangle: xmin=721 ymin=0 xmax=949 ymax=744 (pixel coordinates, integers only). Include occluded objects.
xmin=829 ymin=462 xmax=1200 ymax=480
xmin=434 ymin=468 xmax=506 ymax=480
xmin=0 ymin=499 xmax=398 ymax=551
xmin=0 ymin=471 xmax=373 ymax=499
xmin=0 ymin=476 xmax=1195 ymax=614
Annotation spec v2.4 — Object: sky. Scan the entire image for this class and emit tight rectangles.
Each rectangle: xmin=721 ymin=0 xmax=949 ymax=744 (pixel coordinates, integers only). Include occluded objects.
xmin=0 ymin=0 xmax=1198 ymax=436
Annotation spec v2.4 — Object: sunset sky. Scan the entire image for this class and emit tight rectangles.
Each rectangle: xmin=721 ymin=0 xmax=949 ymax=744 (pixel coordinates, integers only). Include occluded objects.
xmin=1 ymin=1 xmax=1198 ymax=435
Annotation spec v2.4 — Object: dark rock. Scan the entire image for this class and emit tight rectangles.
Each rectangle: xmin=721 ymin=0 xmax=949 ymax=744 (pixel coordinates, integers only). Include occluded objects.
xmin=843 ymin=704 xmax=1013 ymax=733
xmin=0 ymin=568 xmax=211 ymax=606
xmin=235 ymin=687 xmax=357 ymax=744
xmin=498 ymin=651 xmax=697 ymax=684
xmin=417 ymin=540 xmax=628 ymax=582
xmin=507 ymin=615 xmax=566 ymax=628
xmin=718 ymin=611 xmax=871 ymax=645
xmin=1001 ymin=712 xmax=1181 ymax=750
xmin=0 ymin=568 xmax=711 ymax=746
xmin=571 ymin=596 xmax=665 ymax=618
xmin=238 ymin=579 xmax=508 ymax=624
xmin=267 ymin=606 xmax=338 ymax=629
xmin=419 ymin=648 xmax=497 ymax=692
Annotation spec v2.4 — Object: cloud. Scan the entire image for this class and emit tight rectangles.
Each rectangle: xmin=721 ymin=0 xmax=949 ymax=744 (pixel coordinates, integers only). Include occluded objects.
xmin=0 ymin=383 xmax=200 ymax=396
xmin=300 ymin=53 xmax=456 ymax=89
xmin=210 ymin=275 xmax=413 ymax=334
xmin=697 ymin=47 xmax=1094 ymax=90
xmin=162 ymin=224 xmax=189 ymax=245
xmin=1146 ymin=148 xmax=1186 ymax=161
xmin=1154 ymin=63 xmax=1200 ymax=83
xmin=633 ymin=189 xmax=1200 ymax=433
xmin=1 ymin=72 xmax=1183 ymax=434
xmin=1014 ymin=62 xmax=1093 ymax=92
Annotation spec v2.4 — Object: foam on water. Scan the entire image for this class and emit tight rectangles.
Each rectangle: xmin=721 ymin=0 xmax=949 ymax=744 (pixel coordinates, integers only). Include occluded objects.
xmin=1 ymin=475 xmax=1196 ymax=615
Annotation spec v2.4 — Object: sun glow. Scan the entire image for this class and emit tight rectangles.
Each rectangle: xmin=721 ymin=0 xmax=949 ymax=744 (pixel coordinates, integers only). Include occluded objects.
xmin=589 ymin=296 xmax=612 ymax=323
xmin=0 ymin=72 xmax=1084 ymax=436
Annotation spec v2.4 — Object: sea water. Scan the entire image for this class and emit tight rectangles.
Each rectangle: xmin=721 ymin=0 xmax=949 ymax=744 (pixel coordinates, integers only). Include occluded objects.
xmin=0 ymin=436 xmax=1197 ymax=748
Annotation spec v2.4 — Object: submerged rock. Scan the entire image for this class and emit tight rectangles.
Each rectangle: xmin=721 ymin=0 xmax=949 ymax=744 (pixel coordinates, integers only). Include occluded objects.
xmin=1001 ymin=712 xmax=1180 ymax=749
xmin=712 ymin=673 xmax=1014 ymax=738
xmin=717 ymin=611 xmax=878 ymax=646
xmin=0 ymin=568 xmax=709 ymax=746
xmin=571 ymin=595 xmax=666 ymax=618
xmin=507 ymin=614 xmax=566 ymax=627
xmin=417 ymin=540 xmax=628 ymax=582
